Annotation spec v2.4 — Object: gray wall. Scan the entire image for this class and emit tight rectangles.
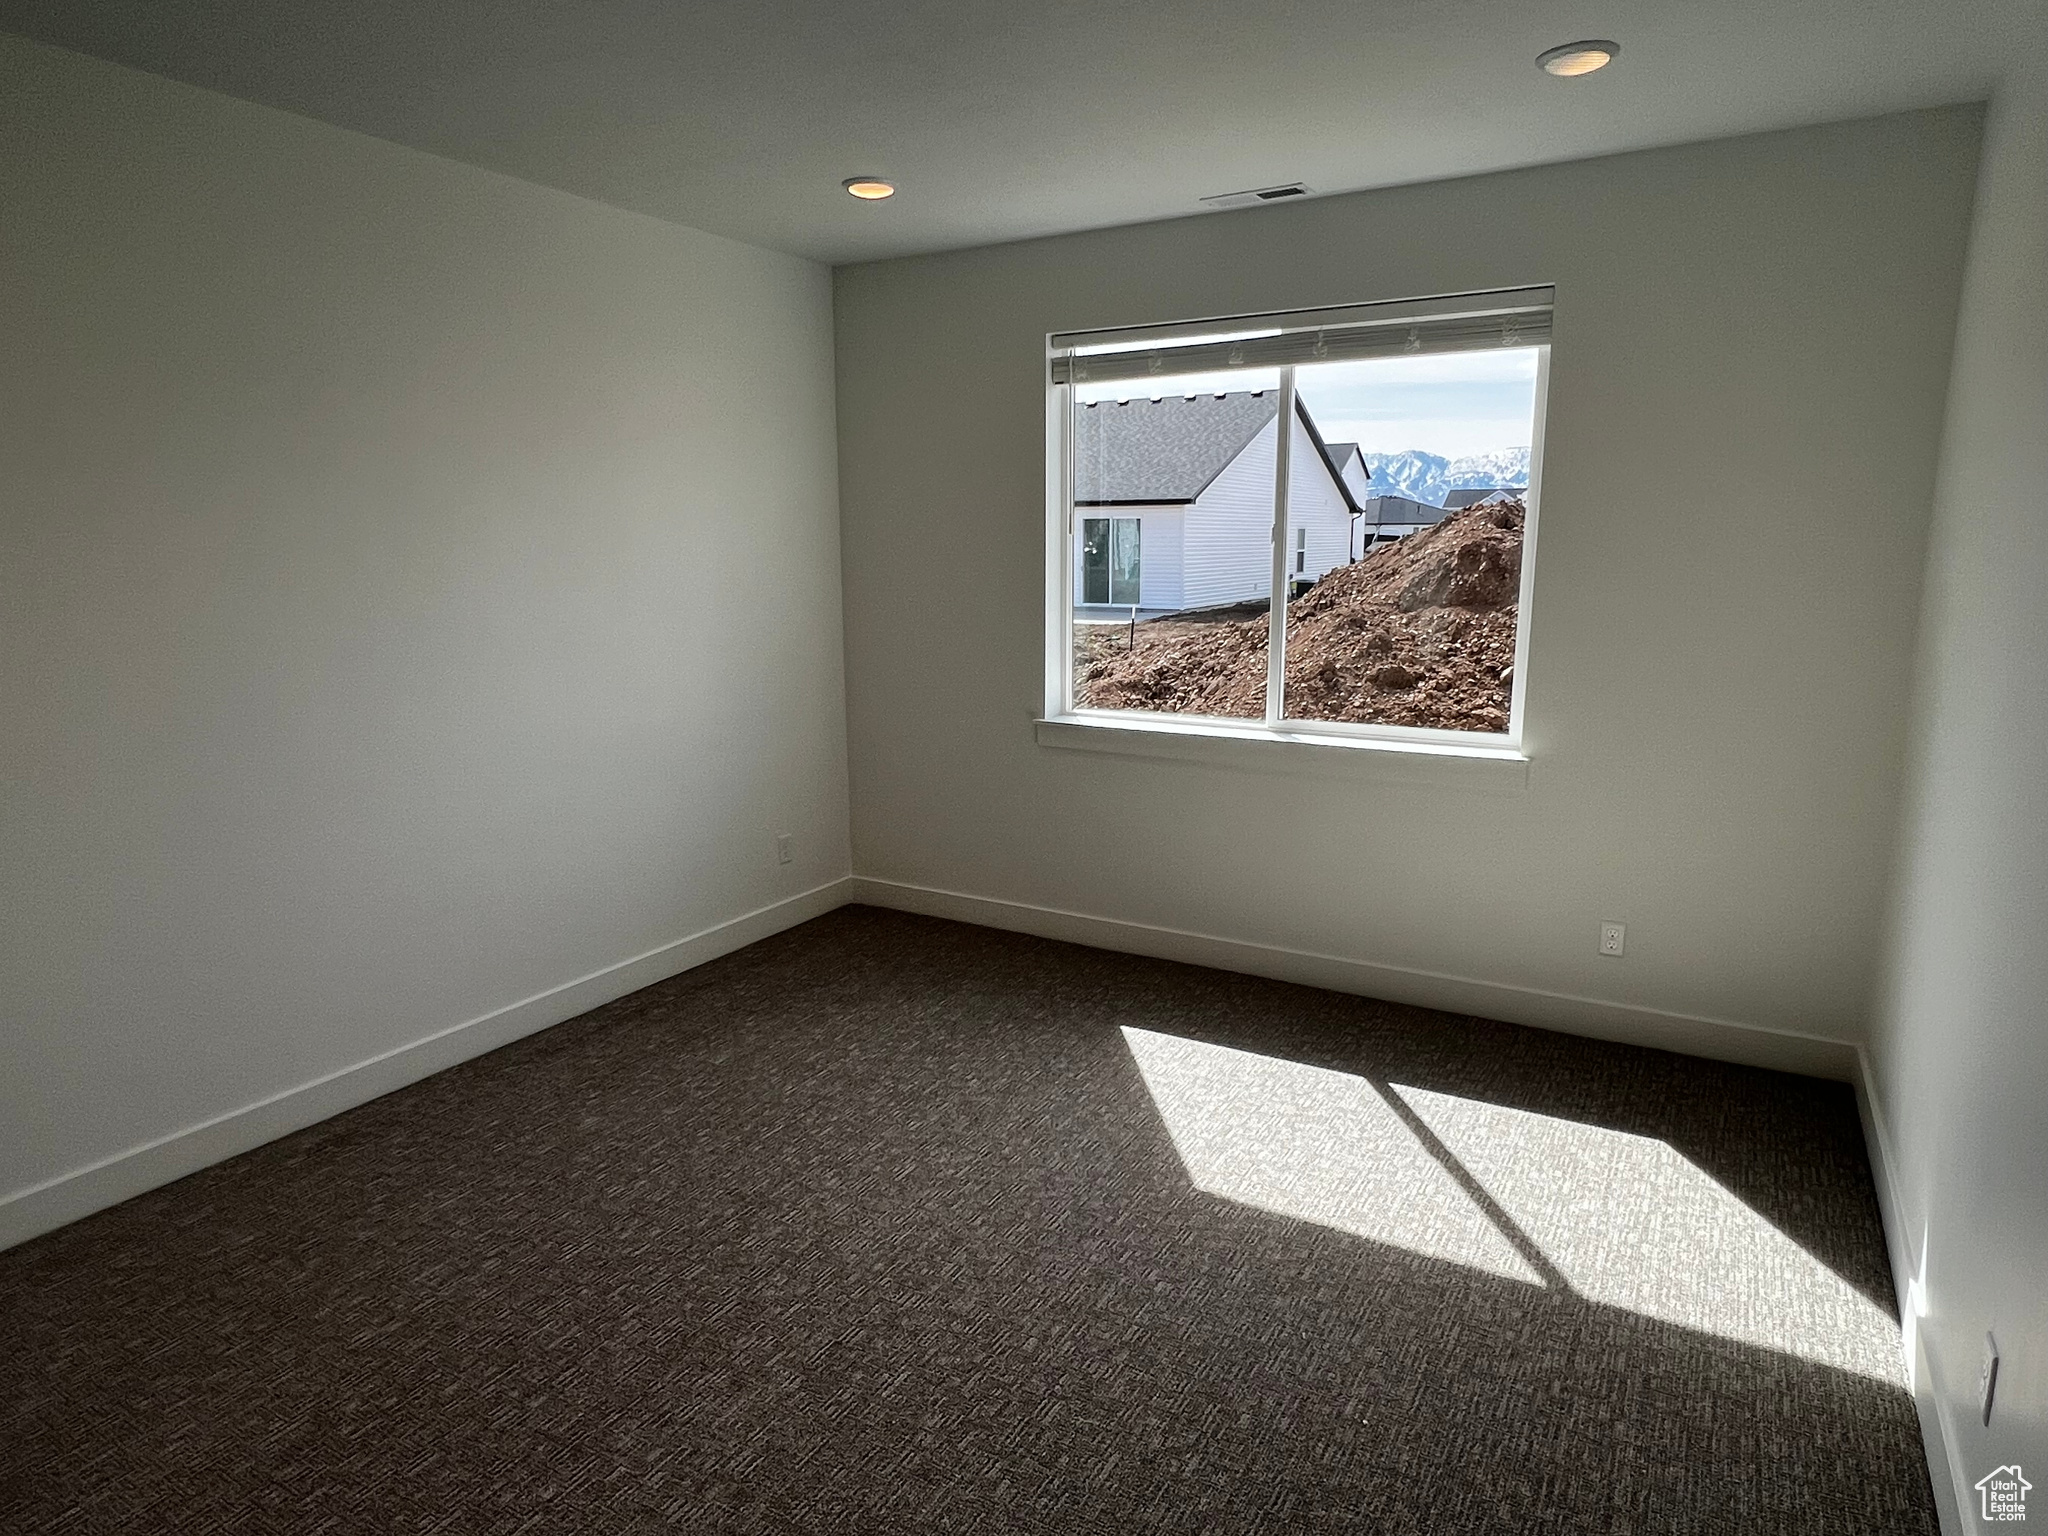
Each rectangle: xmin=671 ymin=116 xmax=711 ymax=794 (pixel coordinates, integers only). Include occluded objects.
xmin=1872 ymin=38 xmax=2048 ymax=1524
xmin=0 ymin=37 xmax=851 ymax=1228
xmin=834 ymin=108 xmax=1980 ymax=1048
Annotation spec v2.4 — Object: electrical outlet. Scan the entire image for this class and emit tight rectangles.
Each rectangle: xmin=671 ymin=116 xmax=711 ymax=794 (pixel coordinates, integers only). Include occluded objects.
xmin=1599 ymin=921 xmax=1626 ymax=957
xmin=775 ymin=833 xmax=792 ymax=866
xmin=1981 ymin=1332 xmax=2000 ymax=1425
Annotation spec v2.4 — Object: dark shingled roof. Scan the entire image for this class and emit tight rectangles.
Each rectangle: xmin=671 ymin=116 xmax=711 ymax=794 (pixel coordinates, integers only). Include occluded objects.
xmin=1072 ymin=392 xmax=1279 ymax=504
xmin=1443 ymin=486 xmax=1525 ymax=510
xmin=1363 ymin=493 xmax=1446 ymax=525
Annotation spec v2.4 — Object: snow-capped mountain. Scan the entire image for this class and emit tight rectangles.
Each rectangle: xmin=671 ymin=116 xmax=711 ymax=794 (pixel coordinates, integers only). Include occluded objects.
xmin=1361 ymin=448 xmax=1531 ymax=507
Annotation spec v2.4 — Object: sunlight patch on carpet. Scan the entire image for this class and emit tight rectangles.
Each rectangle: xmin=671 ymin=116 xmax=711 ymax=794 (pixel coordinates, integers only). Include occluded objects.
xmin=1392 ymin=1084 xmax=1905 ymax=1382
xmin=1120 ymin=1027 xmax=1542 ymax=1284
xmin=1123 ymin=1027 xmax=1905 ymax=1382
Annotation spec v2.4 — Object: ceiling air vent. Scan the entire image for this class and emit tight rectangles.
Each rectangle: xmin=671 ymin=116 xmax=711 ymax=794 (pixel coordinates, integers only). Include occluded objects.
xmin=1199 ymin=182 xmax=1313 ymax=210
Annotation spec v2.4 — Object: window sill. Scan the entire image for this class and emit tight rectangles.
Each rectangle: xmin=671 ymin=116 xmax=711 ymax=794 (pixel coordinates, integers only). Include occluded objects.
xmin=1033 ymin=713 xmax=1530 ymax=790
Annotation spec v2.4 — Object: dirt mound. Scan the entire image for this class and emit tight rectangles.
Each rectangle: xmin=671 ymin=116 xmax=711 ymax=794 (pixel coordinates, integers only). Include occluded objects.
xmin=1075 ymin=500 xmax=1523 ymax=731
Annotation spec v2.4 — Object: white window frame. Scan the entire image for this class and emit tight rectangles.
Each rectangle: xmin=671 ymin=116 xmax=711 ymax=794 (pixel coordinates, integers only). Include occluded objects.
xmin=1041 ymin=289 xmax=1551 ymax=766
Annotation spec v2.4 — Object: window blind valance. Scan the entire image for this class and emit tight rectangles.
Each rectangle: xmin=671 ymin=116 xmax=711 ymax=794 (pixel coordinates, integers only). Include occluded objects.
xmin=1049 ymin=287 xmax=1553 ymax=386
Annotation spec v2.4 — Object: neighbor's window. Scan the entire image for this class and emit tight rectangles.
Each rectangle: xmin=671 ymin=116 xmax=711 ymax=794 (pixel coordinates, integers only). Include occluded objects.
xmin=1048 ymin=289 xmax=1550 ymax=747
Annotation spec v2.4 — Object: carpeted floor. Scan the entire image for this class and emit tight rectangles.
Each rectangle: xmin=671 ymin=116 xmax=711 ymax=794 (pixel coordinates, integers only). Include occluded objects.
xmin=1 ymin=907 xmax=1936 ymax=1533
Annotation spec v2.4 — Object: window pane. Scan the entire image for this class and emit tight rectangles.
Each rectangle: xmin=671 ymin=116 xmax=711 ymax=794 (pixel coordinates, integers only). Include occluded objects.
xmin=1109 ymin=518 xmax=1141 ymax=606
xmin=1281 ymin=349 xmax=1539 ymax=734
xmin=1069 ymin=373 xmax=1277 ymax=720
xmin=1081 ymin=518 xmax=1110 ymax=605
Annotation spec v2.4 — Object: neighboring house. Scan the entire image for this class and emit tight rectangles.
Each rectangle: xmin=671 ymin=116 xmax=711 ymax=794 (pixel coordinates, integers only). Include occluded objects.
xmin=1351 ymin=485 xmax=1525 ymax=556
xmin=1443 ymin=486 xmax=1526 ymax=510
xmin=1356 ymin=493 xmax=1447 ymax=556
xmin=1322 ymin=440 xmax=1374 ymax=507
xmin=1072 ymin=392 xmax=1364 ymax=611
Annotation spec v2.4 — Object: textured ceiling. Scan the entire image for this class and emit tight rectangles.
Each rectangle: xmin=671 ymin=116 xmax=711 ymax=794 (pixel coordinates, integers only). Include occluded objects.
xmin=0 ymin=0 xmax=2028 ymax=263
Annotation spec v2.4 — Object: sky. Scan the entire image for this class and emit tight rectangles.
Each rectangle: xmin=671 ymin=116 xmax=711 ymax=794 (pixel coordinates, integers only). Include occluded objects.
xmin=1074 ymin=346 xmax=1539 ymax=459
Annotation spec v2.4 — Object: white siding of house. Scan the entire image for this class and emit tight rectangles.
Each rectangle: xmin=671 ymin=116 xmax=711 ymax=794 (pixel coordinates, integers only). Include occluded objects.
xmin=1138 ymin=508 xmax=1185 ymax=609
xmin=1071 ymin=505 xmax=1184 ymax=609
xmin=1181 ymin=413 xmax=1355 ymax=610
xmin=1288 ymin=416 xmax=1354 ymax=585
xmin=1180 ymin=418 xmax=1279 ymax=611
xmin=1337 ymin=456 xmax=1373 ymax=507
xmin=1339 ymin=455 xmax=1374 ymax=557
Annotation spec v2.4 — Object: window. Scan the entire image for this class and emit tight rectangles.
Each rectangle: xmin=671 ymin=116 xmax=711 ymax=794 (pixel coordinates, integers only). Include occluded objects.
xmin=1048 ymin=288 xmax=1550 ymax=751
xmin=1080 ymin=516 xmax=1141 ymax=607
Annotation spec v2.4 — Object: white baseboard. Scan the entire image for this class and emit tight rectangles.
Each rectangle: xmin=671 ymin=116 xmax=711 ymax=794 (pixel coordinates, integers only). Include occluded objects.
xmin=848 ymin=877 xmax=1861 ymax=1080
xmin=0 ymin=877 xmax=855 ymax=1253
xmin=1854 ymin=1050 xmax=1971 ymax=1536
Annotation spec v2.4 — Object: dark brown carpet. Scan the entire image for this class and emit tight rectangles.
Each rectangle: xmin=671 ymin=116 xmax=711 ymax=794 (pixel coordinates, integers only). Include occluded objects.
xmin=1 ymin=906 xmax=1935 ymax=1533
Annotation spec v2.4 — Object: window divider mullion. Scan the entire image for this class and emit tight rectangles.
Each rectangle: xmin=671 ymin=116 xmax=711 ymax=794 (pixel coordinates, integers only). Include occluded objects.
xmin=1053 ymin=382 xmax=1074 ymax=717
xmin=1264 ymin=366 xmax=1295 ymax=726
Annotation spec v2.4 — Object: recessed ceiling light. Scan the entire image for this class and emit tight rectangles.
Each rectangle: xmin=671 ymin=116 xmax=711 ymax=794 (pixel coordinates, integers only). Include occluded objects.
xmin=843 ymin=177 xmax=896 ymax=200
xmin=1537 ymin=40 xmax=1619 ymax=77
